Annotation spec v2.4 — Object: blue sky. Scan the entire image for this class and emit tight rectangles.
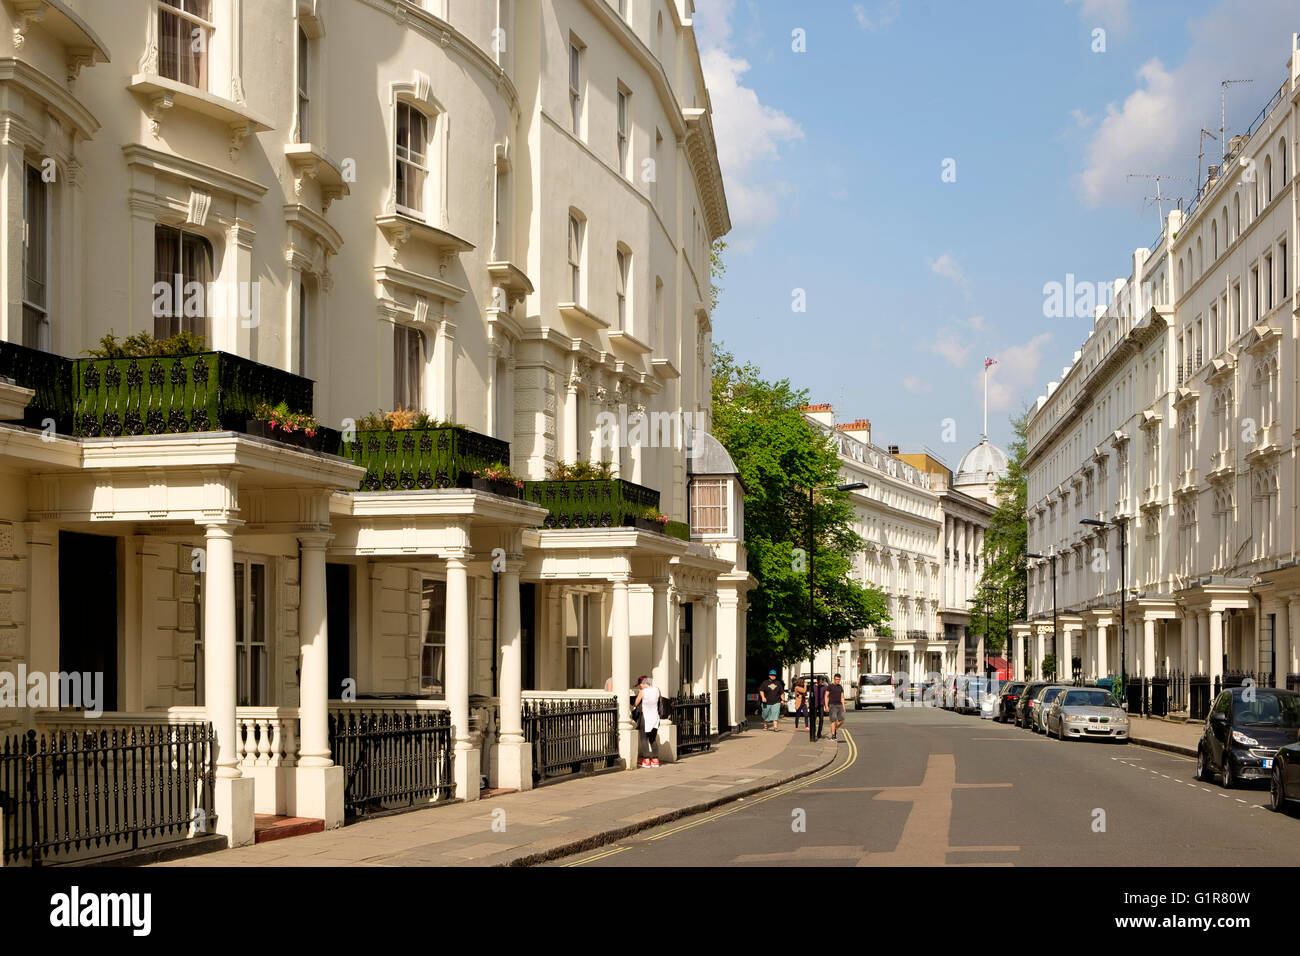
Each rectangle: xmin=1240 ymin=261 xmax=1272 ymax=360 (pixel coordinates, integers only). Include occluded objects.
xmin=695 ymin=0 xmax=1299 ymax=462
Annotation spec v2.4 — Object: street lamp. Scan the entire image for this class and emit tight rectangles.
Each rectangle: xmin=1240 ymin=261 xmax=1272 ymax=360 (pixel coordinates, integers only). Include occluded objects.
xmin=1081 ymin=516 xmax=1127 ymax=700
xmin=1025 ymin=551 xmax=1058 ymax=679
xmin=806 ymin=480 xmax=869 ymax=743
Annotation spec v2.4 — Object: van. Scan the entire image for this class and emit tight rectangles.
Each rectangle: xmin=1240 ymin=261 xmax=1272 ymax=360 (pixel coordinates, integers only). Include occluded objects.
xmin=857 ymin=674 xmax=896 ymax=710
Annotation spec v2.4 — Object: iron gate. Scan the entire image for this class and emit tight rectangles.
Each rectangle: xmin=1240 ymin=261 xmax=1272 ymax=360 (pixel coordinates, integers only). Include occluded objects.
xmin=673 ymin=694 xmax=712 ymax=754
xmin=522 ymin=697 xmax=619 ymax=783
xmin=328 ymin=709 xmax=454 ymax=817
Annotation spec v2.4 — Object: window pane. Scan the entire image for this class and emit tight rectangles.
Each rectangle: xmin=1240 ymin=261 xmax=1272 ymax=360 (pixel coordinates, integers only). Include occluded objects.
xmin=691 ymin=479 xmax=728 ymax=534
xmin=298 ymin=284 xmax=309 ymax=375
xmin=421 ymin=580 xmax=447 ymax=692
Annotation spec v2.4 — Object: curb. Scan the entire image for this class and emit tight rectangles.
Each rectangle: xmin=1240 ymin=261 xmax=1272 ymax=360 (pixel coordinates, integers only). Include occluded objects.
xmin=1130 ymin=735 xmax=1197 ymax=758
xmin=504 ymin=737 xmax=843 ymax=867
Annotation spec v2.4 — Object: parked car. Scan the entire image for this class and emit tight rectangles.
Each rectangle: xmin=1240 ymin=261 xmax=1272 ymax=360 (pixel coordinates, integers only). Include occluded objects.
xmin=857 ymin=673 xmax=896 ymax=710
xmin=958 ymin=677 xmax=994 ymax=715
xmin=996 ymin=682 xmax=1026 ymax=723
xmin=900 ymin=681 xmax=928 ymax=703
xmin=1197 ymin=687 xmax=1300 ymax=789
xmin=1031 ymin=685 xmax=1066 ymax=733
xmin=980 ymin=690 xmax=998 ymax=719
xmin=1015 ymin=682 xmax=1051 ymax=728
xmin=1271 ymin=739 xmax=1300 ymax=812
xmin=1043 ymin=687 xmax=1130 ymax=742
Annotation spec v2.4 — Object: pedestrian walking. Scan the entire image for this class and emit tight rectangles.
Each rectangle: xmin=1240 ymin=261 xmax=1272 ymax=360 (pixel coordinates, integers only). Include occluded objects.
xmin=827 ymin=673 xmax=848 ymax=741
xmin=792 ymin=677 xmax=809 ymax=729
xmin=812 ymin=676 xmax=827 ymax=739
xmin=633 ymin=675 xmax=662 ymax=767
xmin=758 ymin=669 xmax=786 ymax=730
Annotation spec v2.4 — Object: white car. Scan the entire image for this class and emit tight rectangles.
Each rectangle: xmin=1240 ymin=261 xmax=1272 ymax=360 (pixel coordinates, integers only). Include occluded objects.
xmin=980 ymin=691 xmax=998 ymax=719
xmin=857 ymin=674 xmax=896 ymax=710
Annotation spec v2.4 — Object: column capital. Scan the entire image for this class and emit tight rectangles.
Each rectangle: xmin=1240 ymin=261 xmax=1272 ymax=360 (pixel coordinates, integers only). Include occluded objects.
xmin=298 ymin=531 xmax=333 ymax=551
xmin=201 ymin=518 xmax=244 ymax=537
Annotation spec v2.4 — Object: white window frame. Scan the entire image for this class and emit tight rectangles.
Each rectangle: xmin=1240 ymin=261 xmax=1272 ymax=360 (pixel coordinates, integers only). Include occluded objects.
xmin=615 ymin=246 xmax=630 ymax=331
xmin=158 ymin=0 xmax=214 ymax=91
xmin=395 ymin=100 xmax=431 ymax=218
xmin=691 ymin=478 xmax=730 ymax=535
xmin=394 ymin=322 xmax=425 ymax=411
xmin=420 ymin=578 xmax=447 ymax=694
xmin=234 ymin=558 xmax=270 ymax=707
xmin=568 ymin=212 xmax=585 ymax=304
xmin=296 ymin=24 xmax=311 ymax=143
xmin=22 ymin=163 xmax=50 ymax=352
xmin=568 ymin=37 xmax=585 ymax=137
xmin=297 ymin=280 xmax=310 ymax=376
xmin=565 ymin=592 xmax=594 ymax=689
xmin=616 ymin=85 xmax=630 ymax=177
xmin=153 ymin=223 xmax=213 ymax=341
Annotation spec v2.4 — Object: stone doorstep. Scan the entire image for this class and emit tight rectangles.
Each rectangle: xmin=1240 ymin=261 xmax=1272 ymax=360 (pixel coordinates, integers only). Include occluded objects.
xmin=254 ymin=815 xmax=326 ymax=844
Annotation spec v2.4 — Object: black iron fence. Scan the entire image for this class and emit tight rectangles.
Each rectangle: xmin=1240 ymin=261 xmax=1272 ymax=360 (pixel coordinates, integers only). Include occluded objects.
xmin=0 ymin=723 xmax=214 ymax=866
xmin=1289 ymin=674 xmax=1300 ymax=693
xmin=1224 ymin=669 xmax=1272 ymax=689
xmin=522 ymin=697 xmax=619 ymax=784
xmin=717 ymin=680 xmax=731 ymax=734
xmin=328 ymin=709 xmax=454 ymax=818
xmin=673 ymin=694 xmax=712 ymax=755
xmin=1190 ymin=674 xmax=1211 ymax=719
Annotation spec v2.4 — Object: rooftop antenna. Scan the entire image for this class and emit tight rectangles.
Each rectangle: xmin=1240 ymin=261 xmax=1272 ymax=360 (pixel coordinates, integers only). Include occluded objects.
xmin=1221 ymin=78 xmax=1254 ymax=162
xmin=1198 ymin=128 xmax=1217 ymax=190
xmin=1127 ymin=172 xmax=1194 ymax=226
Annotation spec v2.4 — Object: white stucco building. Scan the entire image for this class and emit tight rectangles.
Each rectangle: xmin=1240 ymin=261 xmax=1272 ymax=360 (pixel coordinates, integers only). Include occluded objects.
xmin=1019 ymin=32 xmax=1300 ymax=696
xmin=788 ymin=406 xmax=994 ymax=686
xmin=0 ymin=0 xmax=752 ymax=860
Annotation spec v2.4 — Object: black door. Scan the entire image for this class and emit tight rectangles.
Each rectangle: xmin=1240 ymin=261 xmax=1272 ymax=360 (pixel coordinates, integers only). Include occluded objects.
xmin=326 ymin=563 xmax=353 ymax=699
xmin=58 ymin=531 xmax=118 ymax=712
xmin=520 ymin=583 xmax=536 ymax=689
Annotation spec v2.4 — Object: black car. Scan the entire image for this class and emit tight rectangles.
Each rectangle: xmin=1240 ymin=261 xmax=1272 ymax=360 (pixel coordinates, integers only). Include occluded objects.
xmin=1196 ymin=687 xmax=1300 ymax=788
xmin=1271 ymin=739 xmax=1300 ymax=812
xmin=996 ymin=681 xmax=1026 ymax=723
xmin=1015 ymin=682 xmax=1051 ymax=728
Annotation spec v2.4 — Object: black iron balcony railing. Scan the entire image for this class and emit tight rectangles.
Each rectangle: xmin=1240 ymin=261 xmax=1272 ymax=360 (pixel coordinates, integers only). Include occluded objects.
xmin=0 ymin=340 xmax=75 ymax=432
xmin=344 ymin=426 xmax=510 ymax=492
xmin=523 ymin=478 xmax=688 ymax=540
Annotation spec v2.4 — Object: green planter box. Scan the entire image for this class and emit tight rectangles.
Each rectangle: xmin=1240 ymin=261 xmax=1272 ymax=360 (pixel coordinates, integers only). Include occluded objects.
xmin=523 ymin=478 xmax=661 ymax=530
xmin=345 ymin=426 xmax=510 ymax=492
xmin=72 ymin=351 xmax=313 ymax=438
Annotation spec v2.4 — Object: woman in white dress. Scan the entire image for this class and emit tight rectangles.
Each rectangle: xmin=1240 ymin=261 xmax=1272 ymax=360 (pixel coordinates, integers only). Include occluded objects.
xmin=634 ymin=675 xmax=661 ymax=768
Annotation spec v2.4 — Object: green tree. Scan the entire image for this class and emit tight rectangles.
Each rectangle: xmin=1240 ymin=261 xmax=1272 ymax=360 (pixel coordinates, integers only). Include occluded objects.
xmin=977 ymin=408 xmax=1030 ymax=658
xmin=712 ymin=345 xmax=890 ymax=674
xmin=709 ymin=239 xmax=727 ymax=312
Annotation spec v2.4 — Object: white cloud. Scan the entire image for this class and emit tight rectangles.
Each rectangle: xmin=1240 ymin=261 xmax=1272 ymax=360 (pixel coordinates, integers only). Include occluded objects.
xmin=695 ymin=2 xmax=804 ymax=233
xmin=965 ymin=315 xmax=987 ymax=332
xmin=853 ymin=1 xmax=900 ymax=32
xmin=929 ymin=334 xmax=970 ymax=368
xmin=1077 ymin=0 xmax=1299 ymax=208
xmin=1065 ymin=0 xmax=1129 ymax=32
xmin=903 ymin=376 xmax=931 ymax=395
xmin=980 ymin=333 xmax=1054 ymax=414
xmin=928 ymin=253 xmax=971 ymax=297
xmin=1068 ymin=108 xmax=1095 ymax=130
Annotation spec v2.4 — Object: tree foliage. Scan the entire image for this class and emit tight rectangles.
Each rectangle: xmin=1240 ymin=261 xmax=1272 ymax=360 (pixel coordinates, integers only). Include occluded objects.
xmin=711 ymin=346 xmax=890 ymax=673
xmin=709 ymin=239 xmax=727 ymax=312
xmin=976 ymin=408 xmax=1030 ymax=657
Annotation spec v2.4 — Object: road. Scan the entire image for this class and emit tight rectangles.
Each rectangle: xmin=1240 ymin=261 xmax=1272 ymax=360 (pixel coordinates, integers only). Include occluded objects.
xmin=550 ymin=705 xmax=1300 ymax=866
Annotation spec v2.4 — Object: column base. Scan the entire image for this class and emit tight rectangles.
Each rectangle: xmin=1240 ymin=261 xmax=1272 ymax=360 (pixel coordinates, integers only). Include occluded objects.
xmin=618 ymin=724 xmax=638 ymax=769
xmin=658 ymin=720 xmax=677 ymax=763
xmin=214 ymin=775 xmax=256 ymax=848
xmin=493 ymin=737 xmax=533 ymax=792
xmin=454 ymin=745 xmax=480 ymax=802
xmin=292 ymin=764 xmax=345 ymax=829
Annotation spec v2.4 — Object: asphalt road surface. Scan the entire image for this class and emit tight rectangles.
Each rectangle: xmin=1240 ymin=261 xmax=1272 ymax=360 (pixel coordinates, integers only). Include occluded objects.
xmin=550 ymin=705 xmax=1300 ymax=866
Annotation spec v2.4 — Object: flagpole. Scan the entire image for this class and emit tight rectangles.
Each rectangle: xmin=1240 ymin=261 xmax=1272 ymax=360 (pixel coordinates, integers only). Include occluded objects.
xmin=983 ymin=363 xmax=988 ymax=439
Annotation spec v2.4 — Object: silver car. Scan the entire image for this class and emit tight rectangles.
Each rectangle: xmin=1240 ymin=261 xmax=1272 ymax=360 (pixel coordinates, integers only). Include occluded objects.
xmin=1044 ymin=687 xmax=1130 ymax=742
xmin=1031 ymin=685 xmax=1066 ymax=733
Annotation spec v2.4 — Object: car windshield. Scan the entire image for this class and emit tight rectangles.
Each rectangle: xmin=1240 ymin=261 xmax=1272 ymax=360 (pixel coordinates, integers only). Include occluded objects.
xmin=1235 ymin=693 xmax=1300 ymax=728
xmin=1062 ymin=690 xmax=1117 ymax=708
xmin=1041 ymin=687 xmax=1062 ymax=702
xmin=1005 ymin=683 xmax=1026 ymax=695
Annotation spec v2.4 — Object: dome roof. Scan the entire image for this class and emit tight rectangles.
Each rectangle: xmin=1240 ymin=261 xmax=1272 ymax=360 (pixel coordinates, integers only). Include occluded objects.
xmin=954 ymin=437 xmax=1009 ymax=487
xmin=687 ymin=430 xmax=739 ymax=476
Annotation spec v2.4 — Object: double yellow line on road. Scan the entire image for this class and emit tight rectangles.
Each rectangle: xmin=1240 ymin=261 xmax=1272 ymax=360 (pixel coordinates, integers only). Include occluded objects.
xmin=563 ymin=729 xmax=859 ymax=866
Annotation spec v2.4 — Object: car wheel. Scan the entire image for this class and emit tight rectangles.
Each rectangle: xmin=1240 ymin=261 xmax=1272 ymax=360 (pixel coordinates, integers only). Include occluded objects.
xmin=1056 ymin=720 xmax=1065 ymax=741
xmin=1271 ymin=764 xmax=1286 ymax=812
xmin=1195 ymin=747 xmax=1209 ymax=781
xmin=1220 ymin=755 xmax=1235 ymax=789
xmin=887 ymin=703 xmax=895 ymax=711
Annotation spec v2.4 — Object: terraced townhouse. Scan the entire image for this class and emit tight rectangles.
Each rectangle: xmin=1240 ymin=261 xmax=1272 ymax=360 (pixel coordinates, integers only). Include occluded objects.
xmin=1017 ymin=32 xmax=1300 ymax=713
xmin=0 ymin=0 xmax=753 ymax=863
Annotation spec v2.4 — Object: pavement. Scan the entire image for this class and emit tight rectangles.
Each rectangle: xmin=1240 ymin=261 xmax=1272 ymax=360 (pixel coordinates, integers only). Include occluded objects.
xmin=553 ymin=705 xmax=1300 ymax=867
xmin=1126 ymin=715 xmax=1203 ymax=757
xmin=153 ymin=719 xmax=838 ymax=867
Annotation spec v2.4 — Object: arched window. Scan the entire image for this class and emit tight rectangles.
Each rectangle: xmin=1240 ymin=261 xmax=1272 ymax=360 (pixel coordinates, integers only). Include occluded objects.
xmin=1211 ymin=221 xmax=1218 ymax=259
xmin=1196 ymin=237 xmax=1202 ymax=277
xmin=1176 ymin=258 xmax=1184 ymax=297
xmin=1264 ymin=155 xmax=1273 ymax=204
xmin=1281 ymin=137 xmax=1289 ymax=185
xmin=1233 ymin=194 xmax=1240 ymax=238
xmin=615 ymin=244 xmax=631 ymax=331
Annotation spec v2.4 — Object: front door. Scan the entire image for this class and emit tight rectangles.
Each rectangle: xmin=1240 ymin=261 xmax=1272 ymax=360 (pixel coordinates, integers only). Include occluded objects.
xmin=58 ymin=531 xmax=118 ymax=712
xmin=520 ymin=583 xmax=536 ymax=690
xmin=327 ymin=563 xmax=353 ymax=699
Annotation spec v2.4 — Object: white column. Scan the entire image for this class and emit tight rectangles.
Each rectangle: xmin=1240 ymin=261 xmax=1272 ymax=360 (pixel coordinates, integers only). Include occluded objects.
xmin=611 ymin=572 xmax=635 ymax=767
xmin=295 ymin=532 xmax=343 ymax=825
xmin=651 ymin=579 xmax=674 ymax=759
xmin=564 ymin=380 xmax=579 ymax=462
xmin=1182 ymin=614 xmax=1195 ymax=681
xmin=1209 ymin=609 xmax=1225 ymax=689
xmin=1035 ymin=628 xmax=1046 ymax=680
xmin=1142 ymin=617 xmax=1156 ymax=677
xmin=496 ymin=561 xmax=530 ymax=789
xmin=204 ymin=520 xmax=254 ymax=846
xmin=1096 ymin=623 xmax=1109 ymax=677
xmin=1014 ymin=630 xmax=1024 ymax=680
xmin=704 ymin=596 xmax=718 ymax=735
xmin=1198 ymin=611 xmax=1209 ymax=674
xmin=445 ymin=555 xmax=478 ymax=800
xmin=1287 ymin=597 xmax=1300 ymax=682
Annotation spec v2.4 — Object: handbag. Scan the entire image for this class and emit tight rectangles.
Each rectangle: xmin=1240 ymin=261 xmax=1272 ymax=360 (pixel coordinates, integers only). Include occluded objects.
xmin=631 ymin=702 xmax=644 ymax=725
xmin=657 ymin=693 xmax=671 ymax=719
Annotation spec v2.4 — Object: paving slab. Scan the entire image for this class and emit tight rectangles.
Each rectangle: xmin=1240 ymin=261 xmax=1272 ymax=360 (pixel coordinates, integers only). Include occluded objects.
xmin=153 ymin=725 xmax=838 ymax=868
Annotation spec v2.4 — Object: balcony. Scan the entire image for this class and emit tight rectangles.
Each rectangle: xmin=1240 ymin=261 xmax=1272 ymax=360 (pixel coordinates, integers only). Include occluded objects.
xmin=72 ymin=352 xmax=313 ymax=439
xmin=523 ymin=478 xmax=688 ymax=540
xmin=0 ymin=340 xmax=74 ymax=432
xmin=344 ymin=426 xmax=510 ymax=492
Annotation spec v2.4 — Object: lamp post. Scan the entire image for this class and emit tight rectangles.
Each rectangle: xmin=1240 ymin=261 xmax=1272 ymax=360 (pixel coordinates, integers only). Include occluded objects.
xmin=806 ymin=480 xmax=869 ymax=743
xmin=1081 ymin=516 xmax=1127 ymax=699
xmin=1026 ymin=551 xmax=1058 ymax=679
